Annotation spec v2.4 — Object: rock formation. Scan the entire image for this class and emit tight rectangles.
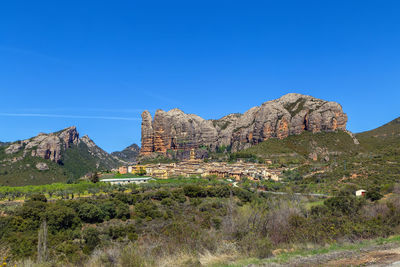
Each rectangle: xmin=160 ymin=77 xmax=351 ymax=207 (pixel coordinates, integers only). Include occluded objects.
xmin=5 ymin=126 xmax=79 ymax=163
xmin=2 ymin=126 xmax=122 ymax=167
xmin=140 ymin=93 xmax=348 ymax=157
xmin=111 ymin=143 xmax=140 ymax=163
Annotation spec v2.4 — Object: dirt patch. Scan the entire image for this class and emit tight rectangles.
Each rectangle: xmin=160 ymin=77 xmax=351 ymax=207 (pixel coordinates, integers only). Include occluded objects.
xmin=326 ymin=247 xmax=400 ymax=267
xmin=253 ymin=243 xmax=400 ymax=267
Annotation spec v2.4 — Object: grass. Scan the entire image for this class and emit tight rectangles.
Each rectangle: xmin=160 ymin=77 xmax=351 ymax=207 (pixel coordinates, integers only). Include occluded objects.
xmin=304 ymin=199 xmax=325 ymax=210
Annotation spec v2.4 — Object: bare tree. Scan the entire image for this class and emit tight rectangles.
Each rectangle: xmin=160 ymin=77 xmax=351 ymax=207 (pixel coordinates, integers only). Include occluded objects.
xmin=37 ymin=220 xmax=48 ymax=263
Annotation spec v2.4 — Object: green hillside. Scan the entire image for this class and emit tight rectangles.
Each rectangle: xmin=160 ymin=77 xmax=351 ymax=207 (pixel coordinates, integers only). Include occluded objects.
xmin=0 ymin=146 xmax=68 ymax=186
xmin=232 ymin=130 xmax=360 ymax=164
xmin=0 ymin=129 xmax=121 ymax=186
xmin=357 ymin=117 xmax=400 ymax=150
xmin=229 ymin=124 xmax=400 ymax=193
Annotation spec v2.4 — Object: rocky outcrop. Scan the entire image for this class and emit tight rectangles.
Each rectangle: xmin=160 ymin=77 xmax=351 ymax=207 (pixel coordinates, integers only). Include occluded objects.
xmin=111 ymin=143 xmax=140 ymax=163
xmin=2 ymin=127 xmax=122 ymax=169
xmin=5 ymin=126 xmax=79 ymax=163
xmin=35 ymin=162 xmax=49 ymax=171
xmin=140 ymin=93 xmax=348 ymax=157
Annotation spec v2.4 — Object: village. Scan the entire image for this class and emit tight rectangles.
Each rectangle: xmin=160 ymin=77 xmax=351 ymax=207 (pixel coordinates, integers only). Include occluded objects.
xmin=114 ymin=149 xmax=283 ymax=181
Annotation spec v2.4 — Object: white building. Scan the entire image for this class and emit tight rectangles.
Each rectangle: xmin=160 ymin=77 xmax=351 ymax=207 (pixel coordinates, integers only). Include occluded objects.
xmin=100 ymin=177 xmax=152 ymax=185
xmin=355 ymin=189 xmax=367 ymax=197
xmin=128 ymin=166 xmax=133 ymax=173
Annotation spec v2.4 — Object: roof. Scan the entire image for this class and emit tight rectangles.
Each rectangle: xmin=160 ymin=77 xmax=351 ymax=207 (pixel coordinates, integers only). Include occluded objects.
xmin=100 ymin=177 xmax=152 ymax=182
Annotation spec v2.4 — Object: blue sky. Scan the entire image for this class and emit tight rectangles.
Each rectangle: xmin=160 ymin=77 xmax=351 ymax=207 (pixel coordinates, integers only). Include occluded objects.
xmin=1 ymin=0 xmax=399 ymax=152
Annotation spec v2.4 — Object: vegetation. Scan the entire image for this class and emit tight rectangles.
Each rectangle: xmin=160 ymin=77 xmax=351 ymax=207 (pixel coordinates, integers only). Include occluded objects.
xmin=2 ymin=117 xmax=400 ymax=265
xmin=1 ymin=180 xmax=400 ymax=266
xmin=0 ymin=140 xmax=120 ymax=186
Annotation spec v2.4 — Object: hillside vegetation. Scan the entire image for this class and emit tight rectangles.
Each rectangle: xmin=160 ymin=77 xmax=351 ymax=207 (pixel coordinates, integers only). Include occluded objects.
xmin=233 ymin=130 xmax=359 ymax=162
xmin=1 ymin=179 xmax=400 ymax=266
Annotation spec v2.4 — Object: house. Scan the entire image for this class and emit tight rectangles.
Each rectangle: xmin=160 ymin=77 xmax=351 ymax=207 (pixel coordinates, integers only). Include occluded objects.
xmin=118 ymin=166 xmax=128 ymax=174
xmin=355 ymin=189 xmax=367 ymax=197
xmin=152 ymin=169 xmax=168 ymax=179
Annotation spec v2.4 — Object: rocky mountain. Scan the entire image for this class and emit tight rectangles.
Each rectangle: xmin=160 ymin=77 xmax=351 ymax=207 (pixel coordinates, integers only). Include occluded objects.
xmin=0 ymin=126 xmax=122 ymax=186
xmin=140 ymin=93 xmax=347 ymax=159
xmin=111 ymin=144 xmax=140 ymax=163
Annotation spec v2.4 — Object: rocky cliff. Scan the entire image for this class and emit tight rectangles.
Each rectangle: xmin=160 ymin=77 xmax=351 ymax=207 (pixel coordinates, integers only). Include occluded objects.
xmin=111 ymin=144 xmax=140 ymax=163
xmin=5 ymin=126 xmax=79 ymax=163
xmin=140 ymin=93 xmax=348 ymax=157
xmin=0 ymin=127 xmax=122 ymax=185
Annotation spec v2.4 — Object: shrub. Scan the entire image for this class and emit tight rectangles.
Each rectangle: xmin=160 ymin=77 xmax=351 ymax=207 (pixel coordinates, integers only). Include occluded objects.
xmin=77 ymin=203 xmax=106 ymax=223
xmin=153 ymin=190 xmax=171 ymax=200
xmin=161 ymin=197 xmax=176 ymax=206
xmin=183 ymin=185 xmax=207 ymax=198
xmin=366 ymin=188 xmax=383 ymax=202
xmin=29 ymin=193 xmax=47 ymax=202
xmin=83 ymin=227 xmax=101 ymax=253
xmin=116 ymin=202 xmax=130 ymax=220
xmin=44 ymin=204 xmax=80 ymax=231
xmin=324 ymin=195 xmax=364 ymax=215
xmin=135 ymin=201 xmax=161 ymax=219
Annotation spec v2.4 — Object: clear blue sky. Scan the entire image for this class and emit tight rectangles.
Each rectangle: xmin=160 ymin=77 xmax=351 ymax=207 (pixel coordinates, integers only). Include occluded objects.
xmin=1 ymin=0 xmax=399 ymax=152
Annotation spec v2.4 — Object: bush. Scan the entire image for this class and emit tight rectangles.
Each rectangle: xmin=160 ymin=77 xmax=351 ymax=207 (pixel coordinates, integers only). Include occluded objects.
xmin=77 ymin=203 xmax=106 ymax=223
xmin=324 ymin=195 xmax=364 ymax=215
xmin=239 ymin=232 xmax=272 ymax=258
xmin=366 ymin=188 xmax=383 ymax=202
xmin=135 ymin=201 xmax=161 ymax=219
xmin=44 ymin=204 xmax=80 ymax=231
xmin=108 ymin=224 xmax=137 ymax=240
xmin=29 ymin=193 xmax=47 ymax=202
xmin=161 ymin=197 xmax=176 ymax=206
xmin=83 ymin=227 xmax=100 ymax=253
xmin=183 ymin=185 xmax=207 ymax=198
xmin=116 ymin=202 xmax=130 ymax=220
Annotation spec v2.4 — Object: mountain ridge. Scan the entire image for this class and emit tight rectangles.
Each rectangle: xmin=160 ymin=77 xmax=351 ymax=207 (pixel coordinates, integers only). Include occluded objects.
xmin=0 ymin=127 xmax=123 ymax=186
xmin=140 ymin=93 xmax=347 ymax=159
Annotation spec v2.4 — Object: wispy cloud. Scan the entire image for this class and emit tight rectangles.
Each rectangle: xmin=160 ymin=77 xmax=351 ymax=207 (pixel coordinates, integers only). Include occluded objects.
xmin=15 ymin=107 xmax=149 ymax=113
xmin=0 ymin=113 xmax=140 ymax=121
xmin=0 ymin=45 xmax=71 ymax=66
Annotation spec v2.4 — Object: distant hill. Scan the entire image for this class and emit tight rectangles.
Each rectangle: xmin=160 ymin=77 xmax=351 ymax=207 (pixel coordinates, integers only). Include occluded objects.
xmin=0 ymin=142 xmax=9 ymax=147
xmin=111 ymin=143 xmax=140 ymax=163
xmin=0 ymin=127 xmax=122 ymax=186
xmin=356 ymin=117 xmax=400 ymax=151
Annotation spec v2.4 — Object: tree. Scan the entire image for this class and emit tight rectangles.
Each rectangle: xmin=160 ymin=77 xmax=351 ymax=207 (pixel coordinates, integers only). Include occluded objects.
xmin=30 ymin=194 xmax=47 ymax=202
xmin=77 ymin=203 xmax=106 ymax=223
xmin=136 ymin=167 xmax=146 ymax=176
